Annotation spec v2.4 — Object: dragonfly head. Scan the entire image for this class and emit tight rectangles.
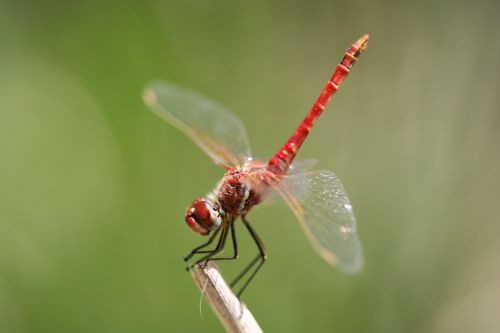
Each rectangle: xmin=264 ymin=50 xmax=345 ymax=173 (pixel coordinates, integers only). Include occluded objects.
xmin=185 ymin=199 xmax=222 ymax=236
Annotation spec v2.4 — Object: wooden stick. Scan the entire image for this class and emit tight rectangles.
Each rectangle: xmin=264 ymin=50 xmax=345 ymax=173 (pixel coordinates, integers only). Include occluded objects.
xmin=191 ymin=262 xmax=264 ymax=333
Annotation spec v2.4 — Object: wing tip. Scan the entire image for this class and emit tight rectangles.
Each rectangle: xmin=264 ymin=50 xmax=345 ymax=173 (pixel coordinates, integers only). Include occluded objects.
xmin=342 ymin=260 xmax=364 ymax=274
xmin=322 ymin=250 xmax=364 ymax=274
xmin=142 ymin=87 xmax=157 ymax=107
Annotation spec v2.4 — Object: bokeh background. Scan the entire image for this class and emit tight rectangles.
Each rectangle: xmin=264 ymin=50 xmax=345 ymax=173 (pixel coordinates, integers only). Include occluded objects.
xmin=1 ymin=0 xmax=499 ymax=332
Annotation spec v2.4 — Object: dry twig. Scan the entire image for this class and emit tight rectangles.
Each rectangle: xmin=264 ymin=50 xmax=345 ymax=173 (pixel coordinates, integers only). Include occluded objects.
xmin=191 ymin=262 xmax=263 ymax=333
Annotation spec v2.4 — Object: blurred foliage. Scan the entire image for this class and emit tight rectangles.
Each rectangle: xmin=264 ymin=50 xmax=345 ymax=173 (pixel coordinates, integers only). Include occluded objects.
xmin=1 ymin=0 xmax=500 ymax=332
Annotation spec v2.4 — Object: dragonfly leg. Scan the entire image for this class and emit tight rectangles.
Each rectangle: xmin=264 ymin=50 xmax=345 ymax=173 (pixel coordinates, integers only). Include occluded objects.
xmin=230 ymin=215 xmax=267 ymax=298
xmin=187 ymin=224 xmax=229 ymax=270
xmin=204 ymin=220 xmax=239 ymax=262
xmin=183 ymin=227 xmax=221 ymax=262
xmin=230 ymin=255 xmax=260 ymax=289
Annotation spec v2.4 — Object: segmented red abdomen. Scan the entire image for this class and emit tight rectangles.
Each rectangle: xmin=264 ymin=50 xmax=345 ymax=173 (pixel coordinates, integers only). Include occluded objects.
xmin=268 ymin=35 xmax=369 ymax=176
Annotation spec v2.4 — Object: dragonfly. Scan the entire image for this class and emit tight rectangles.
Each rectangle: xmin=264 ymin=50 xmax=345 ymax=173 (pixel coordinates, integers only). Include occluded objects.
xmin=143 ymin=35 xmax=368 ymax=298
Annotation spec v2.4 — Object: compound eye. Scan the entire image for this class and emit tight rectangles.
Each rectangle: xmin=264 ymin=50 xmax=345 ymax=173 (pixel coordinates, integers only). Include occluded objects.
xmin=184 ymin=199 xmax=216 ymax=236
xmin=185 ymin=214 xmax=208 ymax=235
xmin=192 ymin=199 xmax=211 ymax=221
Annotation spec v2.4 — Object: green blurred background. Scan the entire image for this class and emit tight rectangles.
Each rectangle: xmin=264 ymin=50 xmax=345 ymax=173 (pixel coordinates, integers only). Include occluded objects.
xmin=1 ymin=0 xmax=499 ymax=332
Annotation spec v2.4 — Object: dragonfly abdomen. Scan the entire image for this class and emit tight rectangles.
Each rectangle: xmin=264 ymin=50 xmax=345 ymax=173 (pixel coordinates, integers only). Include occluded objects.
xmin=268 ymin=35 xmax=368 ymax=176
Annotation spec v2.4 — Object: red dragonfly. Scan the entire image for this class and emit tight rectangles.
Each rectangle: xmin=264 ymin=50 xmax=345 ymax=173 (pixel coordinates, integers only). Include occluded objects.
xmin=143 ymin=35 xmax=368 ymax=297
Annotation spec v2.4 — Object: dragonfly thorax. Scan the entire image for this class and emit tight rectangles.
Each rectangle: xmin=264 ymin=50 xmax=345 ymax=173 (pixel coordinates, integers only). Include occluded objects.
xmin=214 ymin=165 xmax=274 ymax=217
xmin=185 ymin=198 xmax=223 ymax=235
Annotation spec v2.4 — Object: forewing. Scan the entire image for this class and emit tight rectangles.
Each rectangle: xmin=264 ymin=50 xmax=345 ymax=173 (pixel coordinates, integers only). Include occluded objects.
xmin=276 ymin=170 xmax=363 ymax=273
xmin=143 ymin=81 xmax=251 ymax=167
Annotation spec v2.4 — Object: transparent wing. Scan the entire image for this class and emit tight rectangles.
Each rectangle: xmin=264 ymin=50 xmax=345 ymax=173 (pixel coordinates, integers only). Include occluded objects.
xmin=288 ymin=159 xmax=318 ymax=174
xmin=264 ymin=159 xmax=318 ymax=206
xmin=275 ymin=170 xmax=363 ymax=273
xmin=143 ymin=81 xmax=251 ymax=167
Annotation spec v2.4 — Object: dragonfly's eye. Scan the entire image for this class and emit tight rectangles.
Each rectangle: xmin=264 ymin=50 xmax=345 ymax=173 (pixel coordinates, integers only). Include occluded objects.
xmin=185 ymin=199 xmax=218 ymax=236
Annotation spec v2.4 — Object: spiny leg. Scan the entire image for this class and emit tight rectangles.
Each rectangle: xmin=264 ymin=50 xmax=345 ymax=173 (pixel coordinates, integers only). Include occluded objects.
xmin=231 ymin=215 xmax=267 ymax=298
xmin=190 ymin=224 xmax=230 ymax=269
xmin=183 ymin=227 xmax=221 ymax=262
xmin=185 ymin=225 xmax=228 ymax=270
xmin=230 ymin=255 xmax=260 ymax=288
xmin=206 ymin=219 xmax=239 ymax=262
